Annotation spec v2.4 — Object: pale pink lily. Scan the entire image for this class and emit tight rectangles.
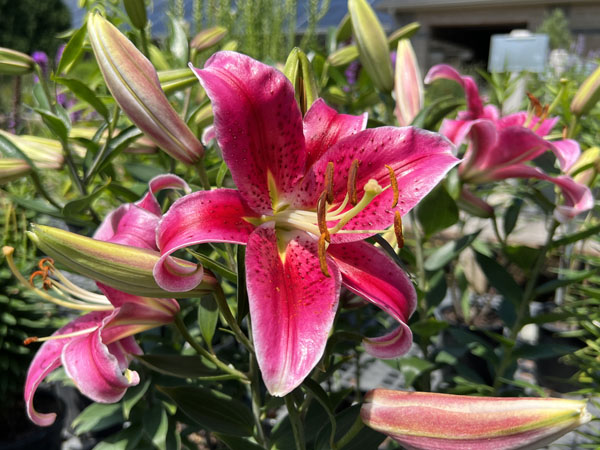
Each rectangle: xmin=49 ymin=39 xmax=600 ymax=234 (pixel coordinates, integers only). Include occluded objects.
xmin=153 ymin=51 xmax=458 ymax=396
xmin=361 ymin=389 xmax=591 ymax=450
xmin=25 ymin=175 xmax=187 ymax=426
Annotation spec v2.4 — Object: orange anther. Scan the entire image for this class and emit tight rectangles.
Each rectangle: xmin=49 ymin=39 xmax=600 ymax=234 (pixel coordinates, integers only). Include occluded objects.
xmin=38 ymin=257 xmax=54 ymax=270
xmin=24 ymin=337 xmax=39 ymax=345
xmin=317 ymin=191 xmax=331 ymax=242
xmin=394 ymin=211 xmax=404 ymax=249
xmin=386 ymin=165 xmax=399 ymax=208
xmin=318 ymin=233 xmax=330 ymax=277
xmin=29 ymin=270 xmax=52 ymax=290
xmin=527 ymin=92 xmax=543 ymax=116
xmin=324 ymin=162 xmax=335 ymax=204
xmin=347 ymin=159 xmax=360 ymax=206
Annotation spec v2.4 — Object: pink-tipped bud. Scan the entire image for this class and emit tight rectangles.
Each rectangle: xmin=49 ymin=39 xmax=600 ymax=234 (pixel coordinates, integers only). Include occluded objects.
xmin=361 ymin=390 xmax=591 ymax=450
xmin=394 ymin=39 xmax=423 ymax=126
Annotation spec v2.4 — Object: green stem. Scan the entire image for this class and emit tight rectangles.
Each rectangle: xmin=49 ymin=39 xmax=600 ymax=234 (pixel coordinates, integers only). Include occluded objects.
xmin=213 ymin=284 xmax=254 ymax=353
xmin=85 ymin=108 xmax=119 ymax=183
xmin=196 ymin=160 xmax=211 ymax=190
xmin=139 ymin=27 xmax=150 ymax=58
xmin=491 ymin=214 xmax=507 ymax=249
xmin=173 ymin=314 xmax=249 ymax=382
xmin=284 ymin=394 xmax=305 ymax=450
xmin=492 ymin=219 xmax=560 ymax=393
xmin=248 ymin=324 xmax=267 ymax=447
xmin=334 ymin=413 xmax=364 ymax=449
xmin=409 ymin=210 xmax=427 ymax=317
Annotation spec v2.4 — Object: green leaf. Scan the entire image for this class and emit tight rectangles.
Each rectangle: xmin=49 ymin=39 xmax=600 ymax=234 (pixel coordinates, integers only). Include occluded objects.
xmin=135 ymin=354 xmax=221 ymax=379
xmin=57 ymin=21 xmax=87 ymax=75
xmin=424 ymin=230 xmax=480 ymax=271
xmin=35 ymin=109 xmax=69 ymax=142
xmin=157 ymin=386 xmax=254 ymax=437
xmin=144 ymin=404 xmax=169 ymax=450
xmin=534 ymin=269 xmax=597 ymax=296
xmin=416 ymin=184 xmax=459 ymax=237
xmin=551 ymin=223 xmax=600 ymax=248
xmin=33 ymin=83 xmax=50 ymax=110
xmin=410 ymin=318 xmax=448 ymax=340
xmin=214 ymin=435 xmax=264 ymax=450
xmin=302 ymin=379 xmax=337 ymax=449
xmin=122 ymin=377 xmax=150 ymax=419
xmin=72 ymin=403 xmax=124 ymax=435
xmin=62 ymin=179 xmax=111 ymax=217
xmin=315 ymin=404 xmax=385 ymax=450
xmin=236 ymin=245 xmax=249 ymax=325
xmin=475 ymin=251 xmax=523 ymax=305
xmin=396 ymin=356 xmax=435 ymax=386
xmin=198 ymin=296 xmax=219 ymax=346
xmin=93 ymin=424 xmax=143 ymax=450
xmin=89 ymin=127 xmax=143 ymax=180
xmin=54 ymin=77 xmax=110 ymax=119
xmin=503 ymin=198 xmax=522 ymax=237
xmin=216 ymin=160 xmax=229 ymax=188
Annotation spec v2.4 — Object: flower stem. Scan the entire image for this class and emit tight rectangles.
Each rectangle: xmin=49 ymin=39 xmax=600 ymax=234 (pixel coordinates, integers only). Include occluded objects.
xmin=173 ymin=313 xmax=249 ymax=382
xmin=284 ymin=394 xmax=306 ymax=450
xmin=196 ymin=160 xmax=211 ymax=190
xmin=213 ymin=284 xmax=254 ymax=353
xmin=492 ymin=219 xmax=560 ymax=393
xmin=335 ymin=413 xmax=364 ymax=449
xmin=248 ymin=323 xmax=267 ymax=447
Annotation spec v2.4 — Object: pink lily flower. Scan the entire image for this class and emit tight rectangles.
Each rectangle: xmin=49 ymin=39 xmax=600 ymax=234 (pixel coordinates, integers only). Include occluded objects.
xmin=25 ymin=175 xmax=187 ymax=426
xmin=361 ymin=389 xmax=591 ymax=450
xmin=153 ymin=51 xmax=458 ymax=396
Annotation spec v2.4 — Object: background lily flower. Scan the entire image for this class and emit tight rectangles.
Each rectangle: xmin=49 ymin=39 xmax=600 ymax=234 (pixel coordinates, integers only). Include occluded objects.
xmin=24 ymin=175 xmax=187 ymax=426
xmin=361 ymin=389 xmax=591 ymax=450
xmin=153 ymin=51 xmax=458 ymax=396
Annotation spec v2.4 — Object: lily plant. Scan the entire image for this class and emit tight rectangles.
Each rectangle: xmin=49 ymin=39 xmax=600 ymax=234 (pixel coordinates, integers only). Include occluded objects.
xmin=152 ymin=51 xmax=458 ymax=396
xmin=19 ymin=175 xmax=189 ymax=426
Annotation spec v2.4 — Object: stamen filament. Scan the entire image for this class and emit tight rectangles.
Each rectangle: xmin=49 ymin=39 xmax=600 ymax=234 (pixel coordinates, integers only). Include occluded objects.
xmin=329 ymin=179 xmax=383 ymax=234
xmin=327 ymin=193 xmax=349 ymax=216
xmin=50 ymin=270 xmax=110 ymax=304
xmin=24 ymin=326 xmax=99 ymax=345
xmin=318 ymin=233 xmax=330 ymax=277
xmin=385 ymin=165 xmax=399 ymax=208
xmin=347 ymin=159 xmax=360 ymax=206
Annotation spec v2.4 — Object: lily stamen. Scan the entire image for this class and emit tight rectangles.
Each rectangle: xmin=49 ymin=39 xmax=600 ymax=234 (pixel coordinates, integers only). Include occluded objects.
xmin=386 ymin=165 xmax=399 ymax=208
xmin=318 ymin=233 xmax=330 ymax=277
xmin=23 ymin=326 xmax=100 ymax=345
xmin=347 ymin=159 xmax=360 ymax=206
xmin=329 ymin=179 xmax=383 ymax=234
xmin=317 ymin=191 xmax=331 ymax=242
xmin=324 ymin=161 xmax=335 ymax=203
xmin=394 ymin=211 xmax=404 ymax=248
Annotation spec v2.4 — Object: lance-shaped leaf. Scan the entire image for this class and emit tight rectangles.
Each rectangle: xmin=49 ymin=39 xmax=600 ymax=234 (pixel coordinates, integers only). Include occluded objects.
xmin=394 ymin=39 xmax=423 ymax=126
xmin=87 ymin=13 xmax=204 ymax=165
xmin=571 ymin=63 xmax=600 ymax=116
xmin=123 ymin=0 xmax=147 ymax=30
xmin=348 ymin=0 xmax=394 ymax=92
xmin=0 ymin=47 xmax=35 ymax=75
xmin=284 ymin=47 xmax=319 ymax=116
xmin=361 ymin=390 xmax=591 ymax=450
xmin=28 ymin=224 xmax=216 ymax=297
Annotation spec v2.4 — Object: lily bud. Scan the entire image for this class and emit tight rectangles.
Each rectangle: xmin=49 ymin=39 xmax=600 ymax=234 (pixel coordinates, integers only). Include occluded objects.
xmin=569 ymin=146 xmax=600 ymax=186
xmin=361 ymin=390 xmax=591 ymax=450
xmin=348 ymin=0 xmax=394 ymax=92
xmin=28 ymin=224 xmax=216 ymax=297
xmin=457 ymin=187 xmax=494 ymax=218
xmin=190 ymin=26 xmax=228 ymax=52
xmin=394 ymin=39 xmax=423 ymax=126
xmin=0 ymin=47 xmax=35 ymax=75
xmin=87 ymin=13 xmax=204 ymax=165
xmin=123 ymin=0 xmax=147 ymax=30
xmin=283 ymin=47 xmax=319 ymax=116
xmin=571 ymin=64 xmax=600 ymax=116
xmin=0 ymin=159 xmax=31 ymax=184
xmin=0 ymin=130 xmax=64 ymax=169
xmin=158 ymin=68 xmax=199 ymax=94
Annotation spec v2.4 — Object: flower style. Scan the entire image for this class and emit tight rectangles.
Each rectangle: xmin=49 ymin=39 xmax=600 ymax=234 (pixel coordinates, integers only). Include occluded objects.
xmin=425 ymin=64 xmax=593 ymax=222
xmin=361 ymin=389 xmax=591 ymax=450
xmin=153 ymin=51 xmax=458 ymax=396
xmin=24 ymin=175 xmax=188 ymax=426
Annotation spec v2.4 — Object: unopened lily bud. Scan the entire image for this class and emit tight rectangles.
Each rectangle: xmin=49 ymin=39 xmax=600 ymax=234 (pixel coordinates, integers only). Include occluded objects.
xmin=457 ymin=187 xmax=494 ymax=218
xmin=28 ymin=224 xmax=216 ymax=297
xmin=0 ymin=159 xmax=31 ymax=184
xmin=571 ymin=64 xmax=600 ymax=116
xmin=0 ymin=131 xmax=64 ymax=169
xmin=0 ymin=47 xmax=35 ymax=75
xmin=284 ymin=47 xmax=319 ymax=115
xmin=158 ymin=68 xmax=199 ymax=94
xmin=123 ymin=0 xmax=147 ymax=30
xmin=348 ymin=0 xmax=394 ymax=92
xmin=569 ymin=146 xmax=600 ymax=186
xmin=361 ymin=390 xmax=591 ymax=450
xmin=394 ymin=39 xmax=423 ymax=126
xmin=87 ymin=13 xmax=204 ymax=165
xmin=190 ymin=26 xmax=228 ymax=52
xmin=328 ymin=45 xmax=360 ymax=67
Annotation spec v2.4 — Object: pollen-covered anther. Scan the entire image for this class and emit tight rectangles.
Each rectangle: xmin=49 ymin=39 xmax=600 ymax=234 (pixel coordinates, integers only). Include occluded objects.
xmin=348 ymin=159 xmax=360 ymax=206
xmin=29 ymin=270 xmax=52 ymax=290
xmin=318 ymin=233 xmax=330 ymax=277
xmin=324 ymin=161 xmax=335 ymax=204
xmin=317 ymin=191 xmax=331 ymax=243
xmin=394 ymin=211 xmax=404 ymax=249
xmin=385 ymin=165 xmax=399 ymax=208
xmin=24 ymin=336 xmax=39 ymax=345
xmin=527 ymin=92 xmax=543 ymax=116
xmin=562 ymin=126 xmax=568 ymax=139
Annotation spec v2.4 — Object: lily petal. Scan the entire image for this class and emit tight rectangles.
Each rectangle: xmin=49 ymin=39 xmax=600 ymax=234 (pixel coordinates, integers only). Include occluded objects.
xmin=246 ymin=226 xmax=340 ymax=396
xmin=155 ymin=189 xmax=258 ymax=291
xmin=424 ymin=64 xmax=484 ymax=118
xmin=25 ymin=312 xmax=111 ymax=426
xmin=193 ymin=51 xmax=306 ymax=213
xmin=97 ymin=284 xmax=179 ymax=318
xmin=303 ymin=98 xmax=367 ymax=169
xmin=295 ymin=127 xmax=458 ymax=242
xmin=136 ymin=173 xmax=190 ymax=216
xmin=550 ymin=139 xmax=581 ymax=172
xmin=61 ymin=312 xmax=141 ymax=404
xmin=328 ymin=241 xmax=415 ymax=358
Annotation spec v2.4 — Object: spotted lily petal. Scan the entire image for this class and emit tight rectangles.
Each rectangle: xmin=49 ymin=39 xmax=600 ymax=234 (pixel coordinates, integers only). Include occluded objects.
xmin=87 ymin=14 xmax=204 ymax=164
xmin=328 ymin=241 xmax=416 ymax=358
xmin=246 ymin=226 xmax=340 ymax=396
xmin=361 ymin=390 xmax=591 ymax=450
xmin=192 ymin=51 xmax=306 ymax=213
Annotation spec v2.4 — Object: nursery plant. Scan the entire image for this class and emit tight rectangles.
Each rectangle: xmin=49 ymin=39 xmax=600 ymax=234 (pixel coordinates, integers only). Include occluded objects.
xmin=0 ymin=0 xmax=598 ymax=449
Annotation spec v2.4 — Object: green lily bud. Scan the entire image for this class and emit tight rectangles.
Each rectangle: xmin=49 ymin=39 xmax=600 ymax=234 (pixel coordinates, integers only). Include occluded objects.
xmin=284 ymin=47 xmax=319 ymax=116
xmin=0 ymin=159 xmax=31 ymax=184
xmin=123 ymin=0 xmax=147 ymax=30
xmin=348 ymin=0 xmax=394 ymax=92
xmin=190 ymin=26 xmax=228 ymax=52
xmin=87 ymin=13 xmax=204 ymax=165
xmin=158 ymin=68 xmax=199 ymax=94
xmin=387 ymin=22 xmax=420 ymax=48
xmin=0 ymin=47 xmax=35 ymax=75
xmin=28 ymin=224 xmax=216 ymax=297
xmin=0 ymin=130 xmax=64 ymax=169
xmin=328 ymin=45 xmax=360 ymax=67
xmin=569 ymin=146 xmax=600 ymax=186
xmin=571 ymin=64 xmax=600 ymax=116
